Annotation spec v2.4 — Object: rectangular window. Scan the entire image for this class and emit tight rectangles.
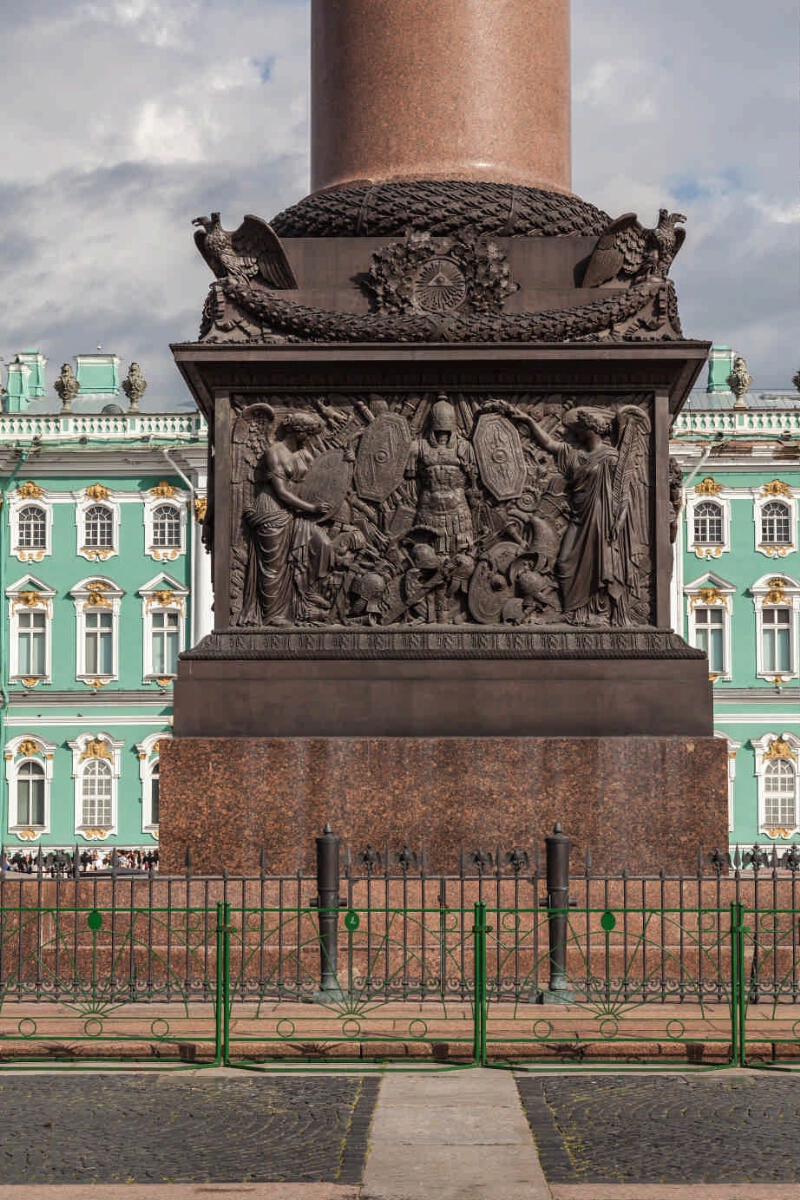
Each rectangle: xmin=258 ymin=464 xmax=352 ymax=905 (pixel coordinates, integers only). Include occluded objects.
xmin=18 ymin=610 xmax=46 ymax=676
xmin=18 ymin=777 xmax=45 ymax=826
xmin=694 ymin=606 xmax=725 ymax=673
xmin=152 ymin=610 xmax=180 ymax=675
xmin=763 ymin=608 xmax=792 ymax=674
xmin=85 ymin=610 xmax=113 ymax=676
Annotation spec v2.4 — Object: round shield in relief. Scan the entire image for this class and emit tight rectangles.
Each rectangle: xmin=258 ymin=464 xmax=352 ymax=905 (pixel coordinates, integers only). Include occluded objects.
xmin=468 ymin=559 xmax=513 ymax=625
xmin=296 ymin=449 xmax=352 ymax=520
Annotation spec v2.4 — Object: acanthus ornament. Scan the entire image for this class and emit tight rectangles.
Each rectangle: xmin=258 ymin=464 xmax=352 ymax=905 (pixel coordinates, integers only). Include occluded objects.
xmin=85 ymin=582 xmax=111 ymax=608
xmin=20 ymin=678 xmax=40 ymax=689
xmin=765 ymin=578 xmax=790 ymax=605
xmin=17 ymin=739 xmax=41 ymax=759
xmin=151 ymin=481 xmax=177 ymax=500
xmin=79 ymin=738 xmax=113 ymax=763
xmin=695 ymin=477 xmax=723 ymax=496
xmin=763 ymin=826 xmax=794 ymax=839
xmin=82 ymin=827 xmax=111 ymax=841
xmin=193 ymin=496 xmax=208 ymax=523
xmin=690 ymin=587 xmax=728 ymax=612
xmin=16 ymin=828 xmax=41 ymax=842
xmin=86 ymin=484 xmax=110 ymax=501
xmin=761 ymin=480 xmax=793 ymax=499
xmin=764 ymin=737 xmax=797 ymax=761
xmin=12 ymin=591 xmax=44 ymax=613
xmin=16 ymin=482 xmax=44 ymax=500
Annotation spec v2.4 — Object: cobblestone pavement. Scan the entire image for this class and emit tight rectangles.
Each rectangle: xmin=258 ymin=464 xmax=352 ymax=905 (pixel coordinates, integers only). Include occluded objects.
xmin=516 ymin=1073 xmax=800 ymax=1185
xmin=0 ymin=1075 xmax=378 ymax=1185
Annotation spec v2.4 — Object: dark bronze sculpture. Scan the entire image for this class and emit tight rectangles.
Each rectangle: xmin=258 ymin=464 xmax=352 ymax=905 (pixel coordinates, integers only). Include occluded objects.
xmin=581 ymin=209 xmax=687 ymax=289
xmin=224 ymin=391 xmax=653 ymax=631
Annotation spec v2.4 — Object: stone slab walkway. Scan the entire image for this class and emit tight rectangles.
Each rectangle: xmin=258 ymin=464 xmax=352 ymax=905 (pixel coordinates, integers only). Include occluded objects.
xmin=362 ymin=1069 xmax=550 ymax=1200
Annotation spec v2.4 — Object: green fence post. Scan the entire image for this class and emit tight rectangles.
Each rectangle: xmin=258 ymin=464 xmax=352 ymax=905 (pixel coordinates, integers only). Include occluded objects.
xmin=222 ymin=900 xmax=232 ymax=1066
xmin=214 ymin=901 xmax=225 ymax=1066
xmin=472 ymin=901 xmax=488 ymax=1066
xmin=730 ymin=900 xmax=747 ymax=1067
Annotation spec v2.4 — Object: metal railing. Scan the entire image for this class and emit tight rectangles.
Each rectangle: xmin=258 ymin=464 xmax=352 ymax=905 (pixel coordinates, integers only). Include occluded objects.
xmin=0 ymin=826 xmax=799 ymax=1066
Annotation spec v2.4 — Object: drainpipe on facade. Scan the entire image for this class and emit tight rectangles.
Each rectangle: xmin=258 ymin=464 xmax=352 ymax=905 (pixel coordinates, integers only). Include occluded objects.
xmin=0 ymin=446 xmax=33 ymax=855
xmin=681 ymin=433 xmax=725 ymax=489
xmin=161 ymin=449 xmax=197 ymax=645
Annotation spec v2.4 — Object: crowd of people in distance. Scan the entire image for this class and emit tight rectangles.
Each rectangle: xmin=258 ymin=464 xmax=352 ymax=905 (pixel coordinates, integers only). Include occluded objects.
xmin=2 ymin=848 xmax=159 ymax=875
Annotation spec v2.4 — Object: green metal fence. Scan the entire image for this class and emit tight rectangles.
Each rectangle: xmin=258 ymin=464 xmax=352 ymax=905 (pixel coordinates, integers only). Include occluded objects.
xmin=0 ymin=895 xmax=798 ymax=1067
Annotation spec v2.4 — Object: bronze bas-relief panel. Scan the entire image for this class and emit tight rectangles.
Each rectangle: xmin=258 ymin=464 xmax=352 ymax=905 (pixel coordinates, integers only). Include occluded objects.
xmin=224 ymin=391 xmax=655 ymax=632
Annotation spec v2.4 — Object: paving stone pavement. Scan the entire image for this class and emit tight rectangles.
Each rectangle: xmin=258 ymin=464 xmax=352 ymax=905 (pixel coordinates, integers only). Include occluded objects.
xmin=516 ymin=1072 xmax=800 ymax=1185
xmin=0 ymin=1074 xmax=378 ymax=1186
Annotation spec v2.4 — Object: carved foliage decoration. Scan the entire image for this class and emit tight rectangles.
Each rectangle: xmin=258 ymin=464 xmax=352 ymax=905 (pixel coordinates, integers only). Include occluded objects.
xmin=762 ymin=480 xmax=793 ymax=499
xmin=86 ymin=484 xmax=109 ymax=501
xmin=79 ymin=738 xmax=112 ymax=763
xmin=16 ymin=482 xmax=44 ymax=500
xmin=226 ymin=392 xmax=654 ymax=632
xmin=765 ymin=737 xmax=796 ymax=761
xmin=765 ymin=578 xmax=790 ymax=605
xmin=695 ymin=477 xmax=723 ymax=496
xmin=363 ymin=230 xmax=518 ymax=318
xmin=151 ymin=481 xmax=177 ymax=500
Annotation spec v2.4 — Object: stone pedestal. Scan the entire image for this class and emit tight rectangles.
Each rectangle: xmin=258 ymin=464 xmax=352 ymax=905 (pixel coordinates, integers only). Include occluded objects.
xmin=159 ymin=735 xmax=729 ymax=875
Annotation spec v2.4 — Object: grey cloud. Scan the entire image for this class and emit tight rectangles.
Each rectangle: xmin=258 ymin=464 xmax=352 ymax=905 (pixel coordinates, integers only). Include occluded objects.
xmin=0 ymin=0 xmax=795 ymax=409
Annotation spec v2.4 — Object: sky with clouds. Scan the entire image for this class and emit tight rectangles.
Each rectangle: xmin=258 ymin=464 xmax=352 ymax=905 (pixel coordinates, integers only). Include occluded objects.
xmin=0 ymin=0 xmax=796 ymax=410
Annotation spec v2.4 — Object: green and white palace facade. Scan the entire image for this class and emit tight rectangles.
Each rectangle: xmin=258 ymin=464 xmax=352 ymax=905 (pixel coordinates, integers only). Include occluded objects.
xmin=1 ymin=346 xmax=798 ymax=861
xmin=0 ymin=351 xmax=208 ymax=861
xmin=672 ymin=347 xmax=800 ymax=858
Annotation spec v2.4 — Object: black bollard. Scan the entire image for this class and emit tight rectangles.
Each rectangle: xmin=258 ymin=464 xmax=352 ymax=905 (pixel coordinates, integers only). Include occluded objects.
xmin=314 ymin=825 xmax=344 ymax=1000
xmin=535 ymin=823 xmax=574 ymax=1003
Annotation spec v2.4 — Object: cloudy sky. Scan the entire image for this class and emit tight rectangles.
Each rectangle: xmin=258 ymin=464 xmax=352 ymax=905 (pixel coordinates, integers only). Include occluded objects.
xmin=0 ymin=0 xmax=796 ymax=410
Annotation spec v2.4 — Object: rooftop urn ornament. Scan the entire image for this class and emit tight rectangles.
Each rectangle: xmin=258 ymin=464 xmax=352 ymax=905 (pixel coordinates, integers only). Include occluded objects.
xmin=727 ymin=355 xmax=752 ymax=410
xmin=54 ymin=363 xmax=79 ymax=414
xmin=122 ymin=362 xmax=147 ymax=414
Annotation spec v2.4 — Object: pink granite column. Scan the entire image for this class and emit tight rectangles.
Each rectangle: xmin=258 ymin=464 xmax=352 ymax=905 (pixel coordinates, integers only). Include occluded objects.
xmin=311 ymin=0 xmax=571 ymax=195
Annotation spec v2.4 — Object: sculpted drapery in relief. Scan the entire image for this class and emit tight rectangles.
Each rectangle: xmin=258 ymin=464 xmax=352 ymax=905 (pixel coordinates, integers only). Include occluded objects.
xmin=228 ymin=393 xmax=653 ymax=630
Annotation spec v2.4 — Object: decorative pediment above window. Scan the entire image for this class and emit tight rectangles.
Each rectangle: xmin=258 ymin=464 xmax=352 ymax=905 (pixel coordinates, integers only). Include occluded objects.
xmin=695 ymin=476 xmax=723 ymax=496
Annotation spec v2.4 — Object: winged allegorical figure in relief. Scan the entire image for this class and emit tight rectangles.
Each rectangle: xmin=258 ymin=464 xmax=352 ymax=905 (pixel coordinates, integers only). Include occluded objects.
xmin=582 ymin=209 xmax=687 ymax=289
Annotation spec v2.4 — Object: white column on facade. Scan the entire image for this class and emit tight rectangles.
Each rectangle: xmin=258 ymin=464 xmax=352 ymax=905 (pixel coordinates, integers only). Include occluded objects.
xmin=192 ymin=476 xmax=213 ymax=645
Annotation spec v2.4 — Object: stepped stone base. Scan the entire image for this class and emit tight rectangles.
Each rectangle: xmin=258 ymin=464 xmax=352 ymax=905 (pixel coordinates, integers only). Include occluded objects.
xmin=159 ymin=735 xmax=728 ymax=875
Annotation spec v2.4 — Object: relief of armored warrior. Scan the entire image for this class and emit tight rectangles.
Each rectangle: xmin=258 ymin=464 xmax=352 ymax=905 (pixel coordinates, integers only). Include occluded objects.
xmin=406 ymin=395 xmax=478 ymax=556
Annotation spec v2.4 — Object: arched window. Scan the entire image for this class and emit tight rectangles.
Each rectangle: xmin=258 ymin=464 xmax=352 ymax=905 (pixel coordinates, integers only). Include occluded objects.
xmin=763 ymin=760 xmax=797 ymax=829
xmin=152 ymin=505 xmax=181 ymax=549
xmin=693 ymin=501 xmax=723 ymax=546
xmin=761 ymin=501 xmax=791 ymax=546
xmin=84 ymin=505 xmax=114 ymax=549
xmin=17 ymin=760 xmax=45 ymax=826
xmin=81 ymin=759 xmax=113 ymax=828
xmin=17 ymin=506 xmax=47 ymax=550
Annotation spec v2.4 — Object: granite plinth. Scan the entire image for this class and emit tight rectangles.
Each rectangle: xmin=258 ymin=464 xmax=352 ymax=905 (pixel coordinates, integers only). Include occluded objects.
xmin=311 ymin=0 xmax=571 ymax=194
xmin=159 ymin=736 xmax=728 ymax=875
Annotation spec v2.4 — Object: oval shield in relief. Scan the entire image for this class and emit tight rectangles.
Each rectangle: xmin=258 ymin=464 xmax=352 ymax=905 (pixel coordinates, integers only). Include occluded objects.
xmin=467 ymin=559 xmax=513 ymax=625
xmin=296 ymin=449 xmax=352 ymax=520
xmin=473 ymin=413 xmax=526 ymax=501
xmin=354 ymin=413 xmax=412 ymax=502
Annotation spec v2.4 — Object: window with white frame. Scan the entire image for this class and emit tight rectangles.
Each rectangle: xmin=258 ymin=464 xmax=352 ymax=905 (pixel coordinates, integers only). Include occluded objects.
xmin=9 ymin=486 xmax=52 ymax=563
xmin=18 ymin=506 xmax=47 ymax=551
xmin=684 ymin=575 xmax=735 ymax=679
xmin=4 ymin=736 xmax=56 ymax=837
xmin=752 ymin=732 xmax=800 ymax=837
xmin=686 ymin=483 xmax=731 ymax=559
xmin=761 ymin=501 xmax=792 ymax=546
xmin=137 ymin=731 xmax=167 ymax=833
xmin=68 ymin=733 xmax=123 ymax=838
xmin=753 ymin=483 xmax=798 ymax=559
xmin=84 ymin=505 xmax=113 ymax=549
xmin=75 ymin=492 xmax=120 ymax=562
xmin=152 ymin=505 xmax=181 ymax=549
xmin=69 ymin=578 xmax=124 ymax=684
xmin=143 ymin=488 xmax=187 ymax=562
xmin=139 ymin=576 xmax=187 ymax=680
xmin=693 ymin=501 xmax=724 ymax=546
xmin=751 ymin=574 xmax=800 ymax=682
xmin=5 ymin=576 xmax=55 ymax=684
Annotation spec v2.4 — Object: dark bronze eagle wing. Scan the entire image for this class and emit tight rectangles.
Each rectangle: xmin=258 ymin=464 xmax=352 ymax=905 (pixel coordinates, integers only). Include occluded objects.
xmin=232 ymin=214 xmax=298 ymax=290
xmin=581 ymin=213 xmax=643 ymax=288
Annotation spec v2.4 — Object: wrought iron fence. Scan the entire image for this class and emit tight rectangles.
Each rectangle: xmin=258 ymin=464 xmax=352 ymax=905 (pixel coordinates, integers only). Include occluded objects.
xmin=0 ymin=826 xmax=799 ymax=1066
